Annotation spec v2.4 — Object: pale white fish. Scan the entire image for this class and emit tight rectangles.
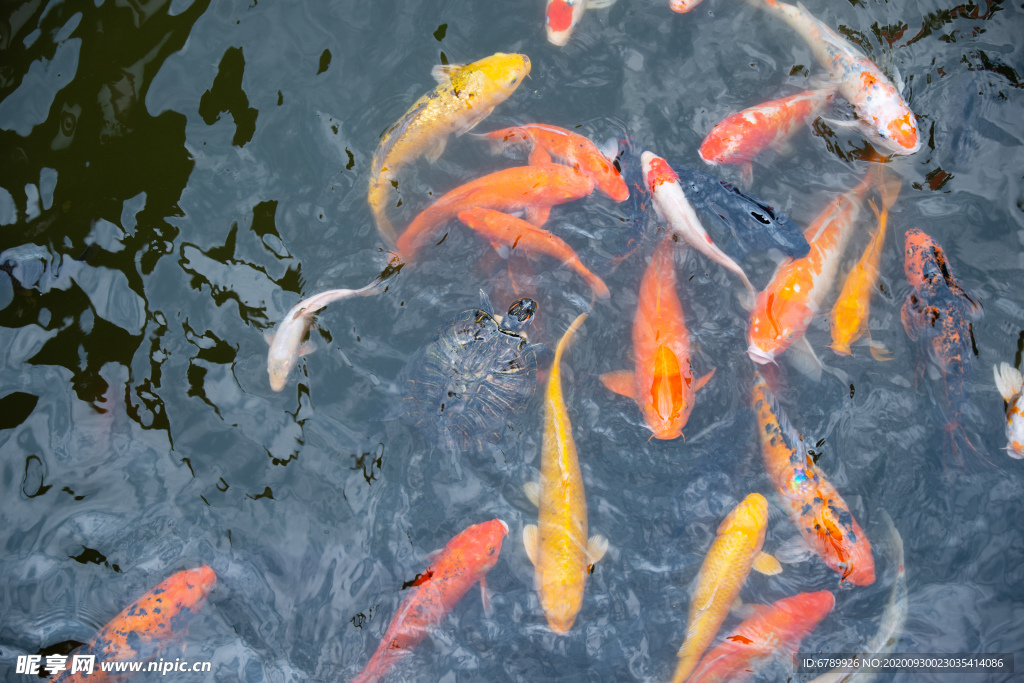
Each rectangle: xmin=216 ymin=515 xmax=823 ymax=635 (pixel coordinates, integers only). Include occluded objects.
xmin=994 ymin=362 xmax=1024 ymax=458
xmin=266 ymin=280 xmax=381 ymax=391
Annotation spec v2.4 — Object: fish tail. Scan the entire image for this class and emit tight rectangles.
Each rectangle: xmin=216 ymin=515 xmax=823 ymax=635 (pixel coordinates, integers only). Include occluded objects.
xmin=874 ymin=164 xmax=902 ymax=215
xmin=554 ymin=312 xmax=589 ymax=368
xmin=670 ymin=651 xmax=700 ymax=683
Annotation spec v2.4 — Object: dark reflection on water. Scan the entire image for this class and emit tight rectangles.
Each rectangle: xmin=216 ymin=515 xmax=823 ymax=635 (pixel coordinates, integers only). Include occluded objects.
xmin=1 ymin=0 xmax=1023 ymax=681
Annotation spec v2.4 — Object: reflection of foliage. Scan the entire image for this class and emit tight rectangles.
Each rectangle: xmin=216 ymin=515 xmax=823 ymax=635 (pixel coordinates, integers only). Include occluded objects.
xmin=184 ymin=320 xmax=238 ymax=418
xmin=350 ymin=443 xmax=384 ymax=485
xmin=198 ymin=46 xmax=259 ymax=147
xmin=903 ymin=1 xmax=1004 ymax=46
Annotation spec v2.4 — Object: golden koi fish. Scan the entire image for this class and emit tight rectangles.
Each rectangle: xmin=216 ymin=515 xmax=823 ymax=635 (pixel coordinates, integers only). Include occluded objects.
xmin=368 ymin=53 xmax=531 ymax=246
xmin=523 ymin=312 xmax=608 ymax=634
xmin=671 ymin=492 xmax=781 ymax=683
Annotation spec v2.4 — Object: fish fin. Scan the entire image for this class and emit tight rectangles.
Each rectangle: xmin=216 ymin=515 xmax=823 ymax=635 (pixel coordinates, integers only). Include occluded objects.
xmin=874 ymin=166 xmax=902 ymax=214
xmin=431 ymin=63 xmax=466 ymax=83
xmin=596 ymin=136 xmax=619 ymax=161
xmin=523 ymin=524 xmax=539 ymax=565
xmin=730 ymin=597 xmax=769 ymax=620
xmin=528 ymin=145 xmax=553 ymax=166
xmin=775 ymin=534 xmax=815 ymax=564
xmin=994 ymin=362 xmax=1024 ymax=401
xmin=600 ymin=370 xmax=636 ymax=399
xmin=788 ymin=336 xmax=823 ymax=382
xmin=264 ymin=329 xmax=275 ymax=346
xmin=868 ymin=335 xmax=893 ymax=362
xmin=821 ymin=115 xmax=862 ymax=130
xmin=523 ymin=481 xmax=540 ymax=507
xmin=480 ymin=577 xmax=493 ymax=618
xmin=525 ymin=205 xmax=550 ymax=227
xmin=491 ymin=242 xmax=510 ymax=259
xmin=740 ymin=162 xmax=754 ymax=190
xmin=455 ymin=105 xmax=495 ymax=137
xmin=587 ymin=0 xmax=617 ymax=7
xmin=694 ymin=367 xmax=716 ymax=392
xmin=298 ymin=341 xmax=317 ymax=356
xmin=752 ymin=551 xmax=783 ymax=575
xmin=423 ymin=136 xmax=447 ymax=164
xmin=587 ymin=535 xmax=609 ymax=571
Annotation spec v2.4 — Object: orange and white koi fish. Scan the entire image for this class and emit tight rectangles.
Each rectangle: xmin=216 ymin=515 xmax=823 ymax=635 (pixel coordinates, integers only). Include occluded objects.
xmin=641 ymin=151 xmax=757 ymax=306
xmin=830 ymin=169 xmax=901 ymax=358
xmin=478 ymin=124 xmax=628 ymax=201
xmin=456 ymin=208 xmax=610 ymax=299
xmin=266 ymin=281 xmax=381 ymax=392
xmin=749 ymin=0 xmax=920 ymax=155
xmin=600 ymin=236 xmax=715 ymax=440
xmin=670 ymin=493 xmax=782 ymax=683
xmin=368 ymin=54 xmax=530 ymax=245
xmin=687 ymin=591 xmax=835 ymax=683
xmin=747 ymin=172 xmax=873 ymax=375
xmin=351 ymin=519 xmax=509 ymax=683
xmin=545 ymin=0 xmax=617 ymax=47
xmin=55 ymin=566 xmax=216 ymax=683
xmin=994 ymin=363 xmax=1024 ymax=459
xmin=671 ymin=0 xmax=705 ymax=12
xmin=699 ymin=89 xmax=834 ymax=187
xmin=752 ymin=371 xmax=875 ymax=586
xmin=396 ymin=164 xmax=594 ymax=262
xmin=523 ymin=313 xmax=608 ymax=634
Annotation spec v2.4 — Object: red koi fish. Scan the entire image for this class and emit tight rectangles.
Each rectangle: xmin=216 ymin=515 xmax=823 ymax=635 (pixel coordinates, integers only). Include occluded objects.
xmin=699 ymin=89 xmax=834 ymax=187
xmin=752 ymin=371 xmax=875 ymax=586
xmin=396 ymin=165 xmax=594 ymax=262
xmin=901 ymin=228 xmax=982 ymax=464
xmin=352 ymin=519 xmax=509 ymax=683
xmin=55 ymin=566 xmax=216 ymax=683
xmin=747 ymin=172 xmax=873 ymax=376
xmin=687 ymin=591 xmax=835 ymax=683
xmin=600 ymin=236 xmax=715 ymax=440
xmin=456 ymin=209 xmax=610 ymax=299
xmin=750 ymin=0 xmax=920 ymax=155
xmin=479 ymin=124 xmax=629 ymax=201
xmin=545 ymin=0 xmax=617 ymax=47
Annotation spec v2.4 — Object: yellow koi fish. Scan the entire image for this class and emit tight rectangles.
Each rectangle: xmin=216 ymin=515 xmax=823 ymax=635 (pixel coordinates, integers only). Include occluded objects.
xmin=368 ymin=53 xmax=531 ymax=246
xmin=523 ymin=312 xmax=608 ymax=634
xmin=671 ymin=492 xmax=781 ymax=683
xmin=830 ymin=168 xmax=901 ymax=358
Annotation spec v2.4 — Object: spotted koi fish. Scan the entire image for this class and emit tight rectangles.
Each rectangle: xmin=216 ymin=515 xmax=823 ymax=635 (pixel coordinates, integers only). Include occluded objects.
xmin=55 ymin=566 xmax=216 ymax=683
xmin=994 ymin=362 xmax=1024 ymax=459
xmin=752 ymin=371 xmax=875 ymax=586
xmin=351 ymin=519 xmax=509 ymax=683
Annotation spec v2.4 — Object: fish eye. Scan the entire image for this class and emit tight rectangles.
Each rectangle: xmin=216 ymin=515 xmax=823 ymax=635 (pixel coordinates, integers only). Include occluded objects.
xmin=510 ymin=78 xmax=518 ymax=85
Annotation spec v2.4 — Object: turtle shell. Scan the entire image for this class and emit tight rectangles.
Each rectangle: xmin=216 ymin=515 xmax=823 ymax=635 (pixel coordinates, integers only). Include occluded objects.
xmin=402 ymin=303 xmax=538 ymax=454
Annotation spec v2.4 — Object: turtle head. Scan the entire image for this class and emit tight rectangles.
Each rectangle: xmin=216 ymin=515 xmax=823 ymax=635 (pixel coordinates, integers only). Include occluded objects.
xmin=501 ymin=298 xmax=537 ymax=333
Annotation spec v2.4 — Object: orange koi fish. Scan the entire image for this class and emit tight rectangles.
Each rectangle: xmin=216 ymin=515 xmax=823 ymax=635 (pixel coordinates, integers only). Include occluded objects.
xmin=749 ymin=0 xmax=920 ymax=156
xmin=901 ymin=228 xmax=982 ymax=463
xmin=351 ymin=519 xmax=509 ymax=683
xmin=523 ymin=313 xmax=608 ymax=634
xmin=830 ymin=169 xmax=902 ymax=358
xmin=687 ymin=591 xmax=835 ymax=683
xmin=545 ymin=0 xmax=617 ymax=47
xmin=396 ymin=164 xmax=594 ymax=261
xmin=478 ymin=124 xmax=629 ymax=201
xmin=600 ymin=236 xmax=715 ymax=440
xmin=752 ymin=371 xmax=875 ymax=586
xmin=699 ymin=89 xmax=834 ymax=187
xmin=994 ymin=363 xmax=1024 ymax=458
xmin=670 ymin=493 xmax=782 ymax=683
xmin=671 ymin=0 xmax=705 ymax=12
xmin=55 ymin=566 xmax=216 ymax=683
xmin=456 ymin=208 xmax=610 ymax=299
xmin=747 ymin=172 xmax=873 ymax=375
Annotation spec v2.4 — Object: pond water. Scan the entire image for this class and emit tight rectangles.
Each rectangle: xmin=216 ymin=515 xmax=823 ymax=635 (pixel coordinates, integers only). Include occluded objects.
xmin=1 ymin=0 xmax=1022 ymax=681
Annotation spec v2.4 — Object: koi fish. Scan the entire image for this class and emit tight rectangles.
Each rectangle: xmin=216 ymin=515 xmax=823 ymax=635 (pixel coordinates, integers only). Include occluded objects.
xmin=266 ymin=281 xmax=381 ymax=392
xmin=477 ymin=124 xmax=629 ymax=201
xmin=748 ymin=0 xmax=920 ymax=155
xmin=523 ymin=313 xmax=608 ymax=634
xmin=351 ymin=519 xmax=509 ymax=683
xmin=673 ymin=164 xmax=809 ymax=259
xmin=747 ymin=172 xmax=873 ymax=376
xmin=830 ymin=168 xmax=901 ymax=358
xmin=752 ymin=371 xmax=874 ymax=585
xmin=55 ymin=566 xmax=216 ymax=683
xmin=687 ymin=591 xmax=835 ymax=683
xmin=641 ymin=151 xmax=757 ymax=306
xmin=901 ymin=228 xmax=982 ymax=463
xmin=671 ymin=0 xmax=705 ymax=12
xmin=699 ymin=89 xmax=835 ymax=187
xmin=809 ymin=510 xmax=906 ymax=683
xmin=545 ymin=0 xmax=618 ymax=47
xmin=456 ymin=208 xmax=610 ymax=299
xmin=368 ymin=53 xmax=531 ymax=245
xmin=396 ymin=164 xmax=594 ymax=262
xmin=670 ymin=493 xmax=782 ymax=683
xmin=994 ymin=362 xmax=1024 ymax=458
xmin=600 ymin=236 xmax=715 ymax=440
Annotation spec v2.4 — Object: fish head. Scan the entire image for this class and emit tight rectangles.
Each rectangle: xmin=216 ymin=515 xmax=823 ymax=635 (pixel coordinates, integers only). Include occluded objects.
xmin=641 ymin=344 xmax=692 ymax=440
xmin=748 ymin=287 xmax=809 ymax=364
xmin=466 ymin=53 xmax=531 ymax=103
xmin=698 ymin=120 xmax=745 ymax=166
xmin=164 ymin=566 xmax=217 ymax=619
xmin=717 ymin=492 xmax=769 ymax=540
xmin=640 ymin=151 xmax=679 ymax=195
xmin=670 ymin=0 xmax=705 ymax=12
xmin=457 ymin=519 xmax=509 ymax=574
xmin=838 ymin=537 xmax=876 ymax=586
xmin=902 ymin=227 xmax=941 ymax=289
xmin=268 ymin=350 xmax=297 ymax=392
xmin=1007 ymin=396 xmax=1024 ymax=458
xmin=539 ymin=585 xmax=583 ymax=634
xmin=855 ymin=76 xmax=921 ymax=155
xmin=545 ymin=0 xmax=586 ymax=46
xmin=778 ymin=591 xmax=835 ymax=634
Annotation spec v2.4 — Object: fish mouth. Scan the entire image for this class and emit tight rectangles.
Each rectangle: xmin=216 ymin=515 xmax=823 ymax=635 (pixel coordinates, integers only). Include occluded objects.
xmin=746 ymin=344 xmax=776 ymax=365
xmin=497 ymin=519 xmax=510 ymax=534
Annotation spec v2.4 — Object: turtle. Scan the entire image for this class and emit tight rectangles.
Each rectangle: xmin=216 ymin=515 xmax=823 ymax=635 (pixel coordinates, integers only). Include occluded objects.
xmin=401 ymin=291 xmax=540 ymax=455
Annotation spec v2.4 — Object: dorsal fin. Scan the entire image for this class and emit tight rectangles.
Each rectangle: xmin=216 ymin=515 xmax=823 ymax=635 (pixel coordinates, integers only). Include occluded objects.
xmin=431 ymin=63 xmax=467 ymax=83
